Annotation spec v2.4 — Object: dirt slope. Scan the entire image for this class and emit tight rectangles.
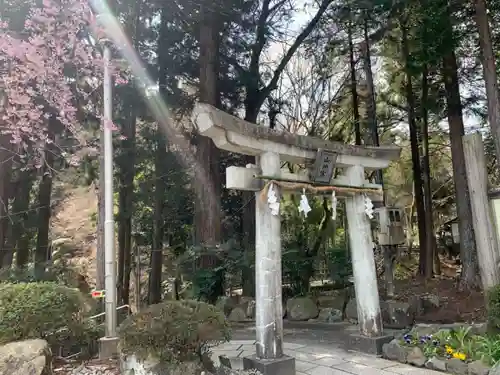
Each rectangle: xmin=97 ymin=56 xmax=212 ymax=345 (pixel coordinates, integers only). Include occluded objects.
xmin=51 ymin=186 xmax=98 ymax=286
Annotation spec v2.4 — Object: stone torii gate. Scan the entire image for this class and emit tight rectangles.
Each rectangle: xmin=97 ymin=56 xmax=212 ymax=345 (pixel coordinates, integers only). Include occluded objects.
xmin=192 ymin=103 xmax=401 ymax=375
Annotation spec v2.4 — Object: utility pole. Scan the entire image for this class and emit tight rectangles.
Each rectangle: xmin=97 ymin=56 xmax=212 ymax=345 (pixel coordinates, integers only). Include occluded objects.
xmin=98 ymin=36 xmax=119 ymax=359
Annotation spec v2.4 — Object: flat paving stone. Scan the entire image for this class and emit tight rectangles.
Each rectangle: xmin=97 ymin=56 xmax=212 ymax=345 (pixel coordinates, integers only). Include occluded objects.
xmin=239 ymin=344 xmax=255 ymax=352
xmin=304 ymin=365 xmax=352 ymax=375
xmin=385 ymin=364 xmax=444 ymax=375
xmin=315 ymin=357 xmax=346 ymax=367
xmin=212 ymin=339 xmax=443 ymax=375
xmin=332 ymin=361 xmax=396 ymax=375
xmin=296 ymin=361 xmax=319 ymax=372
xmin=343 ymin=353 xmax=398 ymax=369
xmin=284 ymin=343 xmax=308 ymax=350
xmin=230 ymin=340 xmax=256 ymax=345
xmin=287 ymin=350 xmax=326 ymax=363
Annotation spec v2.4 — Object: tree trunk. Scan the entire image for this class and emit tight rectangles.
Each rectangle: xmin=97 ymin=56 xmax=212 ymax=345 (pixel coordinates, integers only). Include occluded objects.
xmin=34 ymin=120 xmax=56 ymax=279
xmin=0 ymin=135 xmax=12 ymax=268
xmin=240 ymin=102 xmax=260 ymax=298
xmin=442 ymin=50 xmax=479 ymax=290
xmin=118 ymin=0 xmax=141 ymax=307
xmin=400 ymin=20 xmax=430 ymax=277
xmin=195 ymin=6 xmax=223 ymax=303
xmin=348 ymin=17 xmax=361 ymax=146
xmin=421 ymin=64 xmax=436 ymax=278
xmin=118 ymin=100 xmax=137 ymax=306
xmin=241 ymin=148 xmax=256 ymax=296
xmin=474 ymin=0 xmax=500 ymax=167
xmin=362 ymin=18 xmax=383 ymax=186
xmin=13 ymin=168 xmax=33 ymax=268
xmin=148 ymin=131 xmax=165 ymax=305
xmin=148 ymin=3 xmax=169 ymax=305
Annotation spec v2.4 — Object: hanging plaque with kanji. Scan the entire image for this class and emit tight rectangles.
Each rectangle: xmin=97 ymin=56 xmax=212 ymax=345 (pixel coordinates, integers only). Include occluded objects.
xmin=311 ymin=149 xmax=338 ymax=184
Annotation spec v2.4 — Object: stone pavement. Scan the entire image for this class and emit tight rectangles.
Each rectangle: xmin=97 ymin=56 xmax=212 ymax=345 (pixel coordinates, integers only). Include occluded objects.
xmin=211 ymin=340 xmax=442 ymax=375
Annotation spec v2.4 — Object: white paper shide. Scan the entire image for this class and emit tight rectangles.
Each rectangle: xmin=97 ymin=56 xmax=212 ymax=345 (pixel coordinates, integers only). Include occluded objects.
xmin=267 ymin=183 xmax=280 ymax=216
xmin=298 ymin=188 xmax=312 ymax=217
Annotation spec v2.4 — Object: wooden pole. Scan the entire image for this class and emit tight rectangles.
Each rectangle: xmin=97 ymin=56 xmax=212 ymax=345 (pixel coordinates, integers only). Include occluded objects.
xmin=344 ymin=165 xmax=383 ymax=337
xmin=255 ymin=151 xmax=284 ymax=359
xmin=462 ymin=132 xmax=500 ymax=289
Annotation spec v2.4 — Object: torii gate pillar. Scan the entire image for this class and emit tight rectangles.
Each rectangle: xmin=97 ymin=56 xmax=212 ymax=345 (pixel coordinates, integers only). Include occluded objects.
xmin=242 ymin=150 xmax=296 ymax=375
xmin=254 ymin=151 xmax=284 ymax=359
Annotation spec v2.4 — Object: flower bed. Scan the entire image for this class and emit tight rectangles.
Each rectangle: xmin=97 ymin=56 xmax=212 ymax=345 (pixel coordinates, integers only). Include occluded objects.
xmin=382 ymin=325 xmax=500 ymax=374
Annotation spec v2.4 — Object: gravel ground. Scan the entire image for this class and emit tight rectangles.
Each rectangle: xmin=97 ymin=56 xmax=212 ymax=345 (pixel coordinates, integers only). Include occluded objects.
xmin=54 ymin=360 xmax=262 ymax=375
xmin=54 ymin=360 xmax=119 ymax=375
xmin=55 ymin=363 xmax=261 ymax=375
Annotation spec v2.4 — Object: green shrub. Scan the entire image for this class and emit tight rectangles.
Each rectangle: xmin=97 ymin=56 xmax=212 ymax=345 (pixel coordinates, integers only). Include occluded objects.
xmin=487 ymin=284 xmax=500 ymax=332
xmin=0 ymin=261 xmax=86 ymax=289
xmin=118 ymin=299 xmax=230 ymax=362
xmin=326 ymin=241 xmax=352 ymax=284
xmin=0 ymin=282 xmax=93 ymax=347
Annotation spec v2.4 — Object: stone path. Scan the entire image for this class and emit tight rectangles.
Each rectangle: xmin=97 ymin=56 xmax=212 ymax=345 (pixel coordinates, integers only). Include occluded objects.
xmin=211 ymin=340 xmax=442 ymax=375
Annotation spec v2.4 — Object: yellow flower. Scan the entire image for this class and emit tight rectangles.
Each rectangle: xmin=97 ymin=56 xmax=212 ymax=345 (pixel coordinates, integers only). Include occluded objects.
xmin=452 ymin=352 xmax=466 ymax=361
xmin=445 ymin=346 xmax=453 ymax=354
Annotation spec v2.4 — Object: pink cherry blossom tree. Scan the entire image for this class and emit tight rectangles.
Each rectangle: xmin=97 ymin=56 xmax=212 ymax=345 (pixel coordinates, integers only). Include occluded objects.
xmin=0 ymin=0 xmax=128 ymax=162
xmin=0 ymin=0 xmax=105 ymax=154
xmin=0 ymin=0 xmax=127 ymax=268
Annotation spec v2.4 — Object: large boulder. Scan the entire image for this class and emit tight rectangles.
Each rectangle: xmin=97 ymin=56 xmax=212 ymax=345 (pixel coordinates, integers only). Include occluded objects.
xmin=216 ymin=296 xmax=238 ymax=317
xmin=468 ymin=361 xmax=490 ymax=375
xmin=490 ymin=361 xmax=500 ymax=375
xmin=406 ymin=347 xmax=426 ymax=367
xmin=407 ymin=294 xmax=440 ymax=320
xmin=316 ymin=291 xmax=347 ymax=310
xmin=345 ymin=299 xmax=358 ymax=321
xmin=346 ymin=300 xmax=414 ymax=328
xmin=286 ymin=297 xmax=319 ymax=321
xmin=228 ymin=307 xmax=248 ymax=322
xmin=316 ymin=308 xmax=342 ymax=323
xmin=0 ymin=339 xmax=52 ymax=375
xmin=382 ymin=339 xmax=407 ymax=363
xmin=425 ymin=357 xmax=447 ymax=372
xmin=237 ymin=297 xmax=256 ymax=320
xmin=226 ymin=297 xmax=256 ymax=322
xmin=381 ymin=301 xmax=414 ymax=329
xmin=446 ymin=358 xmax=468 ymax=375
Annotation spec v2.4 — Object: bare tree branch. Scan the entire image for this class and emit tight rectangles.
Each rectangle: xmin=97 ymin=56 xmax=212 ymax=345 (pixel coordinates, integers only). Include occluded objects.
xmin=259 ymin=0 xmax=334 ymax=101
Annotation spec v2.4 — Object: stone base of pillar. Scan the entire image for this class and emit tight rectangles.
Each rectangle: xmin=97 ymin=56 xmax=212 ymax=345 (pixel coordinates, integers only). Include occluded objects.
xmin=243 ymin=355 xmax=295 ymax=375
xmin=99 ymin=336 xmax=119 ymax=359
xmin=345 ymin=333 xmax=394 ymax=355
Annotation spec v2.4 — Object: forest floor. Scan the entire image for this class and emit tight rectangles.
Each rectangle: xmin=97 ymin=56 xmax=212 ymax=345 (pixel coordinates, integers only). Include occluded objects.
xmin=388 ymin=262 xmax=485 ymax=324
xmin=51 ymin=185 xmax=99 ymax=288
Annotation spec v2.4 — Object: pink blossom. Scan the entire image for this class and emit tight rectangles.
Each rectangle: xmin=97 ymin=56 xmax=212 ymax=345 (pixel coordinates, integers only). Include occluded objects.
xmin=0 ymin=0 xmax=129 ymax=160
xmin=115 ymin=77 xmax=128 ymax=85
